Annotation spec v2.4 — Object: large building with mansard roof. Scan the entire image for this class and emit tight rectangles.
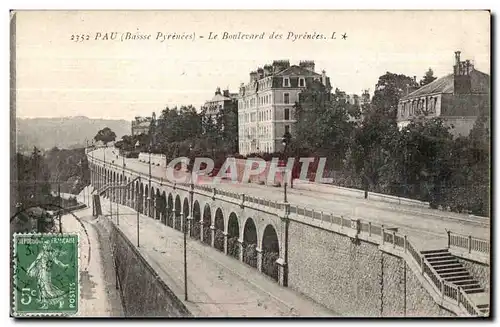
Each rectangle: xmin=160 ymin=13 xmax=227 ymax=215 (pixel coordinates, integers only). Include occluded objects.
xmin=238 ymin=60 xmax=332 ymax=155
xmin=397 ymin=51 xmax=490 ymax=137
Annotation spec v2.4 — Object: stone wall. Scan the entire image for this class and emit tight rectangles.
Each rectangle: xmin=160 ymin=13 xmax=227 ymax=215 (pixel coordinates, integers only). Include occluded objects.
xmin=97 ymin=218 xmax=192 ymax=317
xmin=457 ymin=257 xmax=490 ymax=293
xmin=287 ymin=220 xmax=456 ymax=317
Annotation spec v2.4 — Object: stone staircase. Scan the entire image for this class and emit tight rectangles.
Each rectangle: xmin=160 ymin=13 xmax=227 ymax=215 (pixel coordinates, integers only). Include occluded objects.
xmin=421 ymin=249 xmax=489 ymax=316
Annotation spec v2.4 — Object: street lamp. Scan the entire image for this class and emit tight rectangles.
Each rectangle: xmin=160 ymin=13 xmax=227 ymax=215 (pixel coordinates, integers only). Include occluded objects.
xmin=281 ymin=135 xmax=290 ymax=203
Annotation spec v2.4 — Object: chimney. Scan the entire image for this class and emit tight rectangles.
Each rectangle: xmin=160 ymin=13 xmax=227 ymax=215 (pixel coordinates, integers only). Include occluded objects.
xmin=250 ymin=71 xmax=258 ymax=83
xmin=321 ymin=70 xmax=327 ymax=85
xmin=257 ymin=67 xmax=264 ymax=79
xmin=223 ymin=89 xmax=229 ymax=97
xmin=272 ymin=60 xmax=290 ymax=73
xmin=453 ymin=51 xmax=472 ymax=94
xmin=215 ymin=87 xmax=221 ymax=95
xmin=263 ymin=64 xmax=272 ymax=76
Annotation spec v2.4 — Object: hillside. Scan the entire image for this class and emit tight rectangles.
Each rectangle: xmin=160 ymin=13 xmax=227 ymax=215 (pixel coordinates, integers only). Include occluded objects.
xmin=15 ymin=116 xmax=130 ymax=151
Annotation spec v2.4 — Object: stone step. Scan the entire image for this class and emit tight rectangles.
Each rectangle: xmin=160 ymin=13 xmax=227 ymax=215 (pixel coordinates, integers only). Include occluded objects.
xmin=421 ymin=249 xmax=449 ymax=255
xmin=453 ymin=280 xmax=480 ymax=287
xmin=430 ymin=259 xmax=459 ymax=266
xmin=476 ymin=303 xmax=489 ymax=309
xmin=424 ymin=252 xmax=452 ymax=259
xmin=462 ymin=284 xmax=483 ymax=290
xmin=445 ymin=275 xmax=473 ymax=282
xmin=441 ymin=271 xmax=470 ymax=278
xmin=434 ymin=266 xmax=465 ymax=273
xmin=465 ymin=287 xmax=485 ymax=294
xmin=427 ymin=255 xmax=454 ymax=262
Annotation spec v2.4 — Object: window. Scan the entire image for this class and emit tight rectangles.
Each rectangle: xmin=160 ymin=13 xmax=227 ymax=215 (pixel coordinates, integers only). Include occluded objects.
xmin=283 ymin=77 xmax=290 ymax=87
xmin=284 ymin=93 xmax=290 ymax=104
xmin=285 ymin=125 xmax=290 ymax=134
xmin=299 ymin=78 xmax=305 ymax=87
xmin=284 ymin=108 xmax=290 ymax=120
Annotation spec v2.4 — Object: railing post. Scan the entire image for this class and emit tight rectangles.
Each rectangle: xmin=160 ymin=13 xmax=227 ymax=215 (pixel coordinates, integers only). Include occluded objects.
xmin=457 ymin=286 xmax=461 ymax=306
xmin=446 ymin=230 xmax=451 ymax=248
xmin=393 ymin=231 xmax=397 ymax=248
xmin=212 ymin=188 xmax=216 ymax=200
xmin=421 ymin=257 xmax=424 ymax=275
xmin=441 ymin=281 xmax=445 ymax=299
xmin=320 ymin=211 xmax=324 ymax=222
xmin=381 ymin=225 xmax=385 ymax=245
xmin=404 ymin=235 xmax=407 ymax=253
xmin=368 ymin=222 xmax=372 ymax=237
xmin=468 ymin=235 xmax=472 ymax=253
xmin=311 ymin=209 xmax=315 ymax=220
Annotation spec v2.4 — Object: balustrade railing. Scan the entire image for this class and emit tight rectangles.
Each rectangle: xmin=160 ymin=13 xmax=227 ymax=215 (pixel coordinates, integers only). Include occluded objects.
xmin=88 ymin=149 xmax=486 ymax=316
xmin=448 ymin=231 xmax=489 ymax=255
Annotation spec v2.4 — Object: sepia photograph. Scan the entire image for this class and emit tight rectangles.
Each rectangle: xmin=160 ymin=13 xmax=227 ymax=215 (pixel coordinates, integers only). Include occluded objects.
xmin=9 ymin=10 xmax=491 ymax=318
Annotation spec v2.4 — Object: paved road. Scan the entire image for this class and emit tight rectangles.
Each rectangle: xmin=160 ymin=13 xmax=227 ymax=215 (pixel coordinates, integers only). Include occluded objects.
xmin=90 ymin=148 xmax=489 ymax=250
xmin=97 ymin=197 xmax=336 ymax=317
xmin=61 ymin=200 xmax=123 ymax=317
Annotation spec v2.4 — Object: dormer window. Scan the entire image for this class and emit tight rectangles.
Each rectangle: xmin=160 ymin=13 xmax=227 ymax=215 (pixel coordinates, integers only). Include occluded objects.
xmin=299 ymin=78 xmax=305 ymax=87
xmin=283 ymin=77 xmax=290 ymax=87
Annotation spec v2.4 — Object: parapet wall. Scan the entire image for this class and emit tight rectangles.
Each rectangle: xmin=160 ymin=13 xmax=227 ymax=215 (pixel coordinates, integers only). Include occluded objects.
xmin=287 ymin=219 xmax=455 ymax=317
xmin=97 ymin=218 xmax=192 ymax=317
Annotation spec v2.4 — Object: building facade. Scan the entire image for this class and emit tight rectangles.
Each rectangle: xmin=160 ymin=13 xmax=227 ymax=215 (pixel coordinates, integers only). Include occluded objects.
xmin=238 ymin=60 xmax=331 ymax=155
xmin=397 ymin=51 xmax=490 ymax=137
xmin=201 ymin=87 xmax=238 ymax=122
xmin=131 ymin=114 xmax=154 ymax=136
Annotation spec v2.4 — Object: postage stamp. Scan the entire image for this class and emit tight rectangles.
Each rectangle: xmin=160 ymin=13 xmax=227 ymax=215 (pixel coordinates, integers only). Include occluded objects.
xmin=12 ymin=233 xmax=79 ymax=316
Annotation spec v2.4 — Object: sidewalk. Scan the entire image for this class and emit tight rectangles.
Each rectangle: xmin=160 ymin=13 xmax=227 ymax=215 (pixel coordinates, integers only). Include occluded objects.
xmin=98 ymin=198 xmax=337 ymax=317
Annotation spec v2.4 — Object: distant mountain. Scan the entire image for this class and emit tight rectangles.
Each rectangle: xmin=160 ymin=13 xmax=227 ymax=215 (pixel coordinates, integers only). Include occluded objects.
xmin=15 ymin=116 xmax=131 ymax=150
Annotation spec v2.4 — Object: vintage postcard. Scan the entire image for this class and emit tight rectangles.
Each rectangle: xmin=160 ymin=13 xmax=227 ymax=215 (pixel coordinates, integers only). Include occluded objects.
xmin=10 ymin=10 xmax=490 ymax=318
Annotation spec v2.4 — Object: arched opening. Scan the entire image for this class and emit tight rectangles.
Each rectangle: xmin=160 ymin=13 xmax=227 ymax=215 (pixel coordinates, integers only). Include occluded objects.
xmin=167 ymin=193 xmax=174 ymax=227
xmin=174 ymin=195 xmax=182 ymax=231
xmin=155 ymin=189 xmax=161 ymax=220
xmin=149 ymin=187 xmax=156 ymax=218
xmin=202 ymin=204 xmax=212 ymax=246
xmin=138 ymin=182 xmax=144 ymax=214
xmin=144 ymin=184 xmax=149 ymax=215
xmin=214 ymin=208 xmax=224 ymax=252
xmin=243 ymin=218 xmax=258 ymax=269
xmin=262 ymin=224 xmax=280 ymax=281
xmin=160 ymin=191 xmax=167 ymax=224
xmin=191 ymin=201 xmax=201 ymax=239
xmin=183 ymin=198 xmax=189 ymax=232
xmin=227 ymin=213 xmax=240 ymax=259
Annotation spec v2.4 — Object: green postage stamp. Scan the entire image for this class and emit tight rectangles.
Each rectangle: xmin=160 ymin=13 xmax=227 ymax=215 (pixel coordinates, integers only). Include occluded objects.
xmin=12 ymin=233 xmax=79 ymax=316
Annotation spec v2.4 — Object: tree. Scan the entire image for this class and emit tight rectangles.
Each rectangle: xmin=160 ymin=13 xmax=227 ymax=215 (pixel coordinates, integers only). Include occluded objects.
xmin=370 ymin=72 xmax=419 ymax=120
xmin=419 ymin=68 xmax=437 ymax=86
xmin=294 ymin=82 xmax=355 ymax=169
xmin=94 ymin=127 xmax=116 ymax=145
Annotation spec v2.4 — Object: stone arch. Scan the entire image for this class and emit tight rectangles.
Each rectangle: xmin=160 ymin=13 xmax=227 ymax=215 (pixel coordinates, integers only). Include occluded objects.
xmin=167 ymin=193 xmax=174 ymax=227
xmin=227 ymin=212 xmax=240 ymax=259
xmin=174 ymin=194 xmax=182 ymax=231
xmin=242 ymin=217 xmax=258 ymax=269
xmin=202 ymin=204 xmax=212 ymax=246
xmin=191 ymin=200 xmax=201 ymax=239
xmin=213 ymin=208 xmax=224 ymax=252
xmin=261 ymin=224 xmax=280 ymax=281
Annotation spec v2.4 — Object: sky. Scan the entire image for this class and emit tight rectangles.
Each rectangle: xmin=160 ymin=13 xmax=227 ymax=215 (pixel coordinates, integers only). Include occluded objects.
xmin=13 ymin=10 xmax=490 ymax=121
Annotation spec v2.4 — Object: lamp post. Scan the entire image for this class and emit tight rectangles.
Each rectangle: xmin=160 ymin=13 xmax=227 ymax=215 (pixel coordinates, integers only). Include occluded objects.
xmin=148 ymin=143 xmax=152 ymax=218
xmin=282 ymin=133 xmax=291 ymax=203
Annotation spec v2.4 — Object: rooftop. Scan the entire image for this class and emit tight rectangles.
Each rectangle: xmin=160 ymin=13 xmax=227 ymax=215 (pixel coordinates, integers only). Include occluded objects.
xmin=401 ymin=69 xmax=490 ymax=100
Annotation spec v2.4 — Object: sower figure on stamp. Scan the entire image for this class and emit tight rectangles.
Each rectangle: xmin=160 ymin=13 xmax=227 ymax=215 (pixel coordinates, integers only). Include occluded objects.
xmin=26 ymin=242 xmax=69 ymax=309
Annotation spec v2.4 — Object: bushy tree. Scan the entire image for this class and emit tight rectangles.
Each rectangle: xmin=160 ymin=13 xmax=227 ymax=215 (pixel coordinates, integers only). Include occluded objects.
xmin=370 ymin=72 xmax=419 ymax=119
xmin=420 ymin=68 xmax=437 ymax=86
xmin=94 ymin=127 xmax=116 ymax=145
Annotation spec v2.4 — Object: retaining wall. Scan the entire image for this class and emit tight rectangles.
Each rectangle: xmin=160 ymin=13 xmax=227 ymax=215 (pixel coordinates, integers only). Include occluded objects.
xmin=97 ymin=218 xmax=192 ymax=317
